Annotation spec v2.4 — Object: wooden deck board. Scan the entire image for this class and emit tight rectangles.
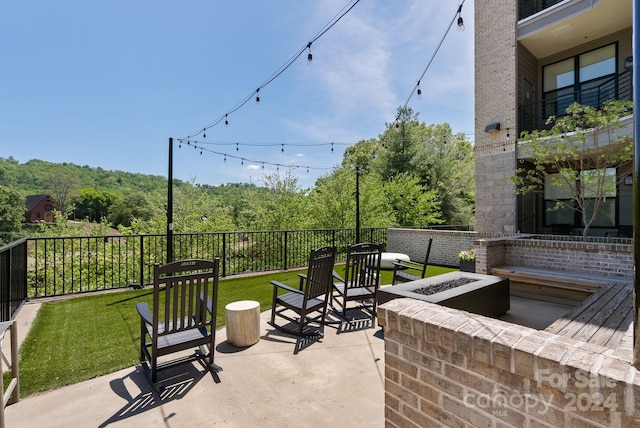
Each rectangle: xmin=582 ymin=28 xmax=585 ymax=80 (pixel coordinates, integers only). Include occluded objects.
xmin=545 ymin=281 xmax=632 ymax=349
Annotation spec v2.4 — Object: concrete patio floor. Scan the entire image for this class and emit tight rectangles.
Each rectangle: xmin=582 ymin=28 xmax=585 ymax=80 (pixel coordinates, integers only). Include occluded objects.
xmin=4 ymin=292 xmax=573 ymax=428
xmin=6 ymin=304 xmax=386 ymax=428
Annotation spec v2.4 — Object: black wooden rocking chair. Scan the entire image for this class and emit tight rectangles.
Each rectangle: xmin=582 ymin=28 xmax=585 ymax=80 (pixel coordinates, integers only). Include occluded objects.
xmin=331 ymin=242 xmax=382 ymax=321
xmin=270 ymin=246 xmax=336 ymax=336
xmin=392 ymin=237 xmax=433 ymax=284
xmin=136 ymin=258 xmax=219 ymax=383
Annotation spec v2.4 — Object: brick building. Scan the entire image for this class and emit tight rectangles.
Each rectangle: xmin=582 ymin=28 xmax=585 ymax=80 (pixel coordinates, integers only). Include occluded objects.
xmin=24 ymin=194 xmax=57 ymax=223
xmin=474 ymin=0 xmax=633 ymax=235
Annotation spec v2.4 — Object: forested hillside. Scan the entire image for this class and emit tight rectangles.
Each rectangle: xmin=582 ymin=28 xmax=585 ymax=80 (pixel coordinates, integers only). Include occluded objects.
xmin=0 ymin=157 xmax=175 ymax=198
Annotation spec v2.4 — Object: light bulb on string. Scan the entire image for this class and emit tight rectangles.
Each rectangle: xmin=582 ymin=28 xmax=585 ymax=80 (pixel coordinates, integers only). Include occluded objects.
xmin=178 ymin=141 xmax=182 ymax=148
xmin=255 ymin=88 xmax=260 ymax=106
xmin=262 ymin=162 xmax=265 ymax=169
xmin=281 ymin=144 xmax=284 ymax=153
xmin=457 ymin=16 xmax=464 ymax=31
xmin=200 ymin=149 xmax=203 ymax=155
xmin=331 ymin=143 xmax=334 ymax=152
xmin=203 ymin=128 xmax=206 ymax=139
xmin=225 ymin=114 xmax=229 ymax=128
xmin=241 ymin=158 xmax=244 ymax=165
xmin=417 ymin=81 xmax=423 ymax=100
xmin=236 ymin=143 xmax=239 ymax=151
xmin=224 ymin=155 xmax=227 ymax=162
xmin=307 ymin=42 xmax=312 ymax=66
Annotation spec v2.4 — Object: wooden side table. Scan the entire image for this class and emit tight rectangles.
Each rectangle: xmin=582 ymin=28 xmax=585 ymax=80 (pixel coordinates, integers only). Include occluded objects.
xmin=225 ymin=300 xmax=260 ymax=347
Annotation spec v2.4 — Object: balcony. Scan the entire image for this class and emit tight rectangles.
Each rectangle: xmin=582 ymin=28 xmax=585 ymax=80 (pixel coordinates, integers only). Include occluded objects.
xmin=518 ymin=68 xmax=632 ymax=134
xmin=519 ymin=0 xmax=565 ymax=20
xmin=518 ymin=0 xmax=631 ymax=59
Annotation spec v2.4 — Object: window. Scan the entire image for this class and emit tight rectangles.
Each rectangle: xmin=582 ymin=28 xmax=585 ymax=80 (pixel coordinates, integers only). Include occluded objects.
xmin=544 ymin=168 xmax=617 ymax=227
xmin=543 ymin=44 xmax=617 ymax=116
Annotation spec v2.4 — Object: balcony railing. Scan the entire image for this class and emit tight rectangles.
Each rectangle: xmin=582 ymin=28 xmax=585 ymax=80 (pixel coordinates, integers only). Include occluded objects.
xmin=0 ymin=239 xmax=27 ymax=321
xmin=518 ymin=69 xmax=632 ymax=134
xmin=519 ymin=0 xmax=565 ymax=20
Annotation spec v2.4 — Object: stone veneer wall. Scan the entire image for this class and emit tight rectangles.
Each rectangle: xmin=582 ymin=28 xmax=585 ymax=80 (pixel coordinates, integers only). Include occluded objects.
xmin=474 ymin=0 xmax=519 ymax=234
xmin=379 ymin=298 xmax=640 ymax=427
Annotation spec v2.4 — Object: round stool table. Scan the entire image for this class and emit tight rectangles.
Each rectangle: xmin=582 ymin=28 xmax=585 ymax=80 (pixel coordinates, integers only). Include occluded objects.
xmin=225 ymin=300 xmax=261 ymax=347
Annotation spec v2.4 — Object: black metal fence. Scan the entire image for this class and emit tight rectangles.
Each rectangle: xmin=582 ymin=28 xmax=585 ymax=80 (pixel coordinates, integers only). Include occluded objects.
xmin=0 ymin=239 xmax=27 ymax=321
xmin=25 ymin=227 xmax=387 ymax=299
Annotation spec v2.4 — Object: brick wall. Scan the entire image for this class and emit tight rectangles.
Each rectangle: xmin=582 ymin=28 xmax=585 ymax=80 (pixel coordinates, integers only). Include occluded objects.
xmin=474 ymin=0 xmax=519 ymax=234
xmin=387 ymin=228 xmax=478 ymax=267
xmin=387 ymin=228 xmax=633 ymax=278
xmin=379 ymin=299 xmax=640 ymax=427
xmin=476 ymin=236 xmax=633 ymax=278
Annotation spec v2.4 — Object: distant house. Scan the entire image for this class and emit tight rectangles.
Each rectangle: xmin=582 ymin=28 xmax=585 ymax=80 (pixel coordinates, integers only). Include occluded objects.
xmin=24 ymin=194 xmax=58 ymax=223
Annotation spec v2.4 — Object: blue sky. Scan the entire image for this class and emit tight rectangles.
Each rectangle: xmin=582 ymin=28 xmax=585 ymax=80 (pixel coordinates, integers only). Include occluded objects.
xmin=1 ymin=0 xmax=474 ymax=189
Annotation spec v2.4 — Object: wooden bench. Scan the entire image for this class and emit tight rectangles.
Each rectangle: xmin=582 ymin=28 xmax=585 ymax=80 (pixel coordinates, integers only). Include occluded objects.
xmin=545 ymin=281 xmax=633 ymax=350
xmin=489 ymin=265 xmax=611 ymax=305
xmin=490 ymin=265 xmax=633 ymax=350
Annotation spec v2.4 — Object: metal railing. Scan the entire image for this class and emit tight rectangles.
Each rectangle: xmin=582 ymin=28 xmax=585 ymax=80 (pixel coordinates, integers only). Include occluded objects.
xmin=0 ymin=239 xmax=27 ymax=321
xmin=519 ymin=0 xmax=564 ymax=20
xmin=25 ymin=227 xmax=388 ymax=298
xmin=518 ymin=69 xmax=632 ymax=134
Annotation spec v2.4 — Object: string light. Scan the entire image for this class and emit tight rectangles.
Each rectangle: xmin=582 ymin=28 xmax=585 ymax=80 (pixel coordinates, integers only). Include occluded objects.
xmin=180 ymin=0 xmax=361 ymax=140
xmin=225 ymin=114 xmax=229 ymax=127
xmin=394 ymin=0 xmax=466 ymax=125
xmin=417 ymin=81 xmax=423 ymax=100
xmin=281 ymin=144 xmax=284 ymax=152
xmin=203 ymin=128 xmax=206 ymax=139
xmin=307 ymin=42 xmax=313 ymax=66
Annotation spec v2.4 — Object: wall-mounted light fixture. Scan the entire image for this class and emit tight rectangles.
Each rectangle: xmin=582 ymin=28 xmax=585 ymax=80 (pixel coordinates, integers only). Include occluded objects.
xmin=484 ymin=122 xmax=501 ymax=133
xmin=625 ymin=56 xmax=633 ymax=69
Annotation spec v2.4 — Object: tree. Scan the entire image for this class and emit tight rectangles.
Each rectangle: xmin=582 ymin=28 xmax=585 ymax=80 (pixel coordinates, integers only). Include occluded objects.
xmin=108 ymin=192 xmax=154 ymax=228
xmin=239 ymin=171 xmax=312 ymax=231
xmin=0 ymin=185 xmax=24 ymax=244
xmin=69 ymin=188 xmax=119 ymax=222
xmin=46 ymin=166 xmax=79 ymax=212
xmin=412 ymin=123 xmax=475 ymax=225
xmin=309 ymin=167 xmax=396 ymax=229
xmin=383 ymin=173 xmax=443 ymax=226
xmin=512 ymin=100 xmax=633 ymax=236
xmin=376 ymin=107 xmax=425 ymax=180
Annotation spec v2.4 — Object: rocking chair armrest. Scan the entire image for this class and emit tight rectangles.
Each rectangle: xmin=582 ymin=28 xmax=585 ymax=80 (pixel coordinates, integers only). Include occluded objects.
xmin=271 ymin=280 xmax=303 ymax=295
xmin=136 ymin=302 xmax=153 ymax=325
xmin=393 ymin=260 xmax=423 ymax=271
xmin=332 ymin=270 xmax=345 ymax=283
xmin=297 ymin=273 xmax=308 ymax=290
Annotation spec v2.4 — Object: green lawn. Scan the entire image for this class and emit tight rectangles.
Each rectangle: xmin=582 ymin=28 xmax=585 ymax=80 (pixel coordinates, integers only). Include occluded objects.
xmin=17 ymin=264 xmax=455 ymax=396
